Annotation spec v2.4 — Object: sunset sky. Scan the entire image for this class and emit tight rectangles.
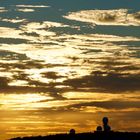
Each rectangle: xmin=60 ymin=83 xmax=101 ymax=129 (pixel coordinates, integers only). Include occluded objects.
xmin=0 ymin=0 xmax=140 ymax=139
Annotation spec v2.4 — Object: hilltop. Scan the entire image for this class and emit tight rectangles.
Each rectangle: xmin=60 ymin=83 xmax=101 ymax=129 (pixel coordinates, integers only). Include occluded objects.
xmin=10 ymin=131 xmax=140 ymax=140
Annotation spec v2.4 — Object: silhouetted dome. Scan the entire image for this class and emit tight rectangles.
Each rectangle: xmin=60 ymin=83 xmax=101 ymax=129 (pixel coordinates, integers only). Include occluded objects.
xmin=69 ymin=129 xmax=76 ymax=135
xmin=96 ymin=126 xmax=102 ymax=131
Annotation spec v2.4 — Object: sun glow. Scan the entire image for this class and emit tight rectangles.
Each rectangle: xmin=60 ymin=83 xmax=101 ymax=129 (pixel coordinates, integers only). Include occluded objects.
xmin=0 ymin=93 xmax=53 ymax=110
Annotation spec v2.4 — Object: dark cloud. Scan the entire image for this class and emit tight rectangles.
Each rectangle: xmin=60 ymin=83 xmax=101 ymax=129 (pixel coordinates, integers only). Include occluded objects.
xmin=66 ymin=101 xmax=140 ymax=110
xmin=41 ymin=71 xmax=66 ymax=80
xmin=98 ymin=13 xmax=116 ymax=22
xmin=0 ymin=60 xmax=44 ymax=71
xmin=0 ymin=77 xmax=9 ymax=87
xmin=20 ymin=31 xmax=40 ymax=37
xmin=0 ymin=50 xmax=28 ymax=60
xmin=24 ymin=60 xmax=45 ymax=68
xmin=63 ymin=71 xmax=140 ymax=92
xmin=108 ymin=65 xmax=139 ymax=72
xmin=21 ymin=99 xmax=140 ymax=114
xmin=61 ymin=56 xmax=140 ymax=93
xmin=112 ymin=41 xmax=140 ymax=48
xmin=83 ymin=49 xmax=102 ymax=54
xmin=130 ymin=50 xmax=140 ymax=58
xmin=133 ymin=12 xmax=140 ymax=20
xmin=0 ymin=85 xmax=48 ymax=93
xmin=12 ymin=73 xmax=29 ymax=81
xmin=0 ymin=37 xmax=29 ymax=44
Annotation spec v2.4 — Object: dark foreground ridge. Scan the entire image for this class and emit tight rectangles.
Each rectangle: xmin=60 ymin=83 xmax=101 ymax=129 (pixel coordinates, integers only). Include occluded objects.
xmin=10 ymin=117 xmax=140 ymax=140
xmin=10 ymin=132 xmax=140 ymax=140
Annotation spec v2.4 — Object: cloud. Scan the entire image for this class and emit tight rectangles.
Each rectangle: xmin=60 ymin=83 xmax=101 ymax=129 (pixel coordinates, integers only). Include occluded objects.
xmin=0 ymin=7 xmax=7 ymax=13
xmin=1 ymin=18 xmax=27 ymax=23
xmin=133 ymin=12 xmax=140 ymax=20
xmin=63 ymin=71 xmax=140 ymax=93
xmin=0 ymin=37 xmax=29 ymax=44
xmin=17 ymin=8 xmax=35 ymax=12
xmin=16 ymin=5 xmax=50 ymax=8
xmin=0 ymin=50 xmax=28 ymax=60
xmin=66 ymin=101 xmax=140 ymax=110
xmin=15 ymin=4 xmax=50 ymax=13
xmin=64 ymin=9 xmax=140 ymax=26
xmin=62 ymin=92 xmax=140 ymax=102
xmin=0 ymin=77 xmax=9 ymax=87
xmin=41 ymin=71 xmax=66 ymax=80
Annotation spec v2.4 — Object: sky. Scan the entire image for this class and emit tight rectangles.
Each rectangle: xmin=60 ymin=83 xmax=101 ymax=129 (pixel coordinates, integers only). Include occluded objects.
xmin=0 ymin=0 xmax=140 ymax=139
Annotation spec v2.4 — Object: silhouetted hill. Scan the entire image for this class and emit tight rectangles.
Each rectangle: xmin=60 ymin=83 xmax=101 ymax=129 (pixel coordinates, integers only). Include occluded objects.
xmin=10 ymin=132 xmax=140 ymax=140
